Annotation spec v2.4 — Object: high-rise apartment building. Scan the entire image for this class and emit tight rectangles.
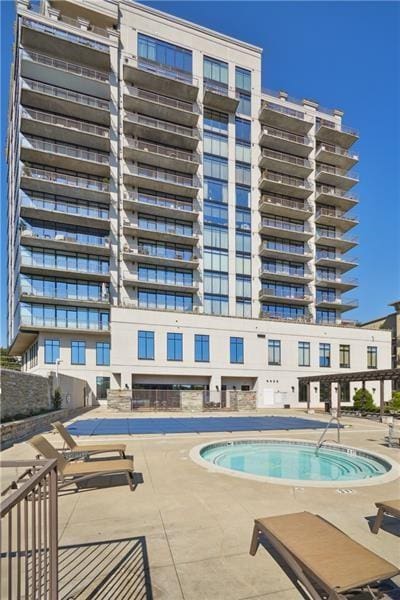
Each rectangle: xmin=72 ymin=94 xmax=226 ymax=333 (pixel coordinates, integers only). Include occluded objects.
xmin=7 ymin=0 xmax=391 ymax=406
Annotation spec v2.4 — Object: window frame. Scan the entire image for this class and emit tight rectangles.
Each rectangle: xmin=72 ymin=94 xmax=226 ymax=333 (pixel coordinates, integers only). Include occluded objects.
xmin=230 ymin=336 xmax=244 ymax=364
xmin=167 ymin=332 xmax=183 ymax=361
xmin=268 ymin=339 xmax=281 ymax=366
xmin=138 ymin=330 xmax=155 ymax=360
xmin=194 ymin=334 xmax=210 ymax=362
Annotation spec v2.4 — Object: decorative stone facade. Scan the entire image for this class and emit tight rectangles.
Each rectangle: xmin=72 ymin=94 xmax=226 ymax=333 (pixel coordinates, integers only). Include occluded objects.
xmin=107 ymin=390 xmax=132 ymax=412
xmin=1 ymin=368 xmax=50 ymax=420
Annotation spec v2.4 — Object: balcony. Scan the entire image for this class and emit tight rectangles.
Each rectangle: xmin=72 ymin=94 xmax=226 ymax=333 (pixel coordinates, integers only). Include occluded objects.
xmin=124 ymin=112 xmax=199 ymax=150
xmin=260 ymin=311 xmax=313 ymax=324
xmin=259 ymin=242 xmax=312 ymax=262
xmin=315 ymin=274 xmax=358 ymax=291
xmin=20 ymin=136 xmax=110 ymax=177
xmin=124 ymin=246 xmax=199 ymax=269
xmin=315 ymin=252 xmax=358 ymax=272
xmin=20 ymin=166 xmax=110 ymax=204
xmin=315 ymin=207 xmax=358 ymax=232
xmin=316 ymin=143 xmax=358 ymax=170
xmin=20 ymin=229 xmax=111 ymax=256
xmin=123 ymin=271 xmax=199 ymax=294
xmin=259 ymin=171 xmax=313 ymax=199
xmin=20 ymin=108 xmax=110 ymax=151
xmin=316 ymin=185 xmax=358 ymax=211
xmin=123 ymin=219 xmax=198 ymax=246
xmin=20 ymin=195 xmax=109 ymax=230
xmin=123 ymin=57 xmax=198 ymax=101
xmin=259 ymin=100 xmax=313 ymax=134
xmin=259 ymin=217 xmax=313 ymax=241
xmin=123 ymin=138 xmax=200 ymax=174
xmin=124 ymin=163 xmax=199 ymax=198
xmin=259 ymin=149 xmax=313 ymax=178
xmin=21 ymin=78 xmax=109 ymax=125
xmin=316 ymin=296 xmax=359 ymax=312
xmin=20 ymin=261 xmax=110 ymax=282
xmin=20 ymin=49 xmax=110 ymax=99
xmin=203 ymin=80 xmax=239 ymax=113
xmin=124 ymin=190 xmax=198 ymax=221
xmin=259 ymin=287 xmax=312 ymax=305
xmin=21 ymin=16 xmax=111 ymax=70
xmin=316 ymin=120 xmax=359 ymax=148
xmin=259 ymin=266 xmax=313 ymax=284
xmin=315 ymin=230 xmax=358 ymax=252
xmin=316 ymin=164 xmax=358 ymax=190
xmin=20 ymin=287 xmax=110 ymax=309
xmin=124 ymin=84 xmax=199 ymax=127
xmin=259 ymin=194 xmax=313 ymax=220
xmin=259 ymin=127 xmax=312 ymax=157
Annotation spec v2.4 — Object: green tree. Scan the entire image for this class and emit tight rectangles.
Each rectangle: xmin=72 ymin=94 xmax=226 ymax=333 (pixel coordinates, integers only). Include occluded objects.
xmin=52 ymin=388 xmax=62 ymax=411
xmin=388 ymin=391 xmax=400 ymax=412
xmin=0 ymin=347 xmax=21 ymax=371
xmin=353 ymin=388 xmax=375 ymax=411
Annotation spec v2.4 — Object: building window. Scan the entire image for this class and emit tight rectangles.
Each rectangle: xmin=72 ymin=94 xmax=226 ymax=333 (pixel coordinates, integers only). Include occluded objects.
xmin=204 ymin=109 xmax=228 ymax=134
xmin=204 ymin=155 xmax=228 ymax=180
xmin=96 ymin=342 xmax=110 ymax=366
xmin=367 ymin=346 xmax=377 ymax=369
xmin=319 ymin=343 xmax=331 ymax=368
xmin=268 ymin=340 xmax=281 ymax=366
xmin=204 ymin=56 xmax=228 ymax=86
xmin=167 ymin=333 xmax=183 ymax=361
xmin=236 ymin=299 xmax=251 ymax=318
xmin=298 ymin=341 xmax=310 ymax=367
xmin=235 ymin=118 xmax=251 ymax=142
xmin=236 ymin=186 xmax=251 ymax=208
xmin=235 ymin=163 xmax=251 ymax=186
xmin=230 ymin=337 xmax=244 ymax=364
xmin=44 ymin=339 xmax=60 ymax=364
xmin=204 ymin=132 xmax=228 ymax=157
xmin=138 ymin=34 xmax=192 ymax=75
xmin=339 ymin=344 xmax=350 ymax=368
xmin=96 ymin=376 xmax=110 ymax=400
xmin=71 ymin=341 xmax=86 ymax=365
xmin=138 ymin=331 xmax=154 ymax=360
xmin=195 ymin=335 xmax=209 ymax=362
xmin=235 ymin=67 xmax=251 ymax=92
xmin=204 ymin=294 xmax=229 ymax=316
xmin=204 ymin=178 xmax=228 ymax=203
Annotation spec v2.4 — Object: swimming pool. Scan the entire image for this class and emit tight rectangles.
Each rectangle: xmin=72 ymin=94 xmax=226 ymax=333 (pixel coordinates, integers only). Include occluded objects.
xmin=191 ymin=439 xmax=399 ymax=487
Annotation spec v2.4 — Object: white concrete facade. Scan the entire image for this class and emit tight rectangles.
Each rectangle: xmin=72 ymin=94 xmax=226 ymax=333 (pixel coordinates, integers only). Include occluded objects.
xmin=7 ymin=0 xmax=388 ymax=406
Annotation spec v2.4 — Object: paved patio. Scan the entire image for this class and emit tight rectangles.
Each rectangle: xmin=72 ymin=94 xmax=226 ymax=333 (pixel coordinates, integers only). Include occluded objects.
xmin=1 ymin=409 xmax=399 ymax=599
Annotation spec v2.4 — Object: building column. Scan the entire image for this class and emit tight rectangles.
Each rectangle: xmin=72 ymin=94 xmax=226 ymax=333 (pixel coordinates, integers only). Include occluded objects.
xmin=209 ymin=374 xmax=221 ymax=391
xmin=380 ymin=378 xmax=385 ymax=418
xmin=336 ymin=382 xmax=342 ymax=418
xmin=306 ymin=382 xmax=310 ymax=411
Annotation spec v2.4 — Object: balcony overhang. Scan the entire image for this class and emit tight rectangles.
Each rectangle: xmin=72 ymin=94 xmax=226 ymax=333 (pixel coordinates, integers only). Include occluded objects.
xmin=123 ymin=277 xmax=197 ymax=294
xmin=316 ymin=170 xmax=358 ymax=190
xmin=123 ymin=170 xmax=199 ymax=199
xmin=20 ymin=234 xmax=110 ymax=256
xmin=123 ymin=116 xmax=198 ymax=151
xmin=19 ymin=293 xmax=110 ymax=309
xmin=123 ymin=87 xmax=199 ymax=127
xmin=259 ymin=246 xmax=312 ymax=263
xmin=315 ymin=278 xmax=358 ymax=292
xmin=203 ymin=89 xmax=239 ymax=113
xmin=316 ymin=235 xmax=358 ymax=252
xmin=20 ymin=263 xmax=110 ymax=282
xmin=315 ymin=146 xmax=358 ymax=170
xmin=316 ymin=124 xmax=359 ymax=149
xmin=258 ymin=154 xmax=313 ymax=178
xmin=123 ymin=197 xmax=198 ymax=221
xmin=260 ymin=270 xmax=313 ymax=284
xmin=8 ymin=330 xmax=38 ymax=356
xmin=123 ymin=224 xmax=198 ymax=246
xmin=123 ymin=251 xmax=198 ymax=270
xmin=123 ymin=61 xmax=198 ymax=101
xmin=259 ymin=176 xmax=312 ymax=199
xmin=315 ymin=256 xmax=358 ymax=273
xmin=259 ymin=104 xmax=313 ymax=134
xmin=315 ymin=211 xmax=358 ymax=233
xmin=259 ymin=290 xmax=312 ymax=305
xmin=316 ymin=298 xmax=358 ymax=312
xmin=20 ymin=205 xmax=109 ymax=230
xmin=315 ymin=189 xmax=358 ymax=212
xmin=259 ymin=198 xmax=312 ymax=220
xmin=123 ymin=141 xmax=199 ymax=175
xmin=259 ymin=224 xmax=312 ymax=241
xmin=20 ymin=172 xmax=110 ymax=204
xmin=20 ymin=145 xmax=110 ymax=178
xmin=259 ymin=130 xmax=312 ymax=158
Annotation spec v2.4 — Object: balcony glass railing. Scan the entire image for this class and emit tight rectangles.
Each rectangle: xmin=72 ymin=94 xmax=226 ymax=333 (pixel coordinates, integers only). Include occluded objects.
xmin=316 ymin=119 xmax=359 ymax=137
xmin=136 ymin=220 xmax=193 ymax=238
xmin=261 ymin=218 xmax=310 ymax=234
xmin=316 ymin=164 xmax=359 ymax=180
xmin=316 ymin=251 xmax=358 ymax=264
xmin=125 ymin=138 xmax=198 ymax=163
xmin=56 ymin=14 xmax=110 ymax=40
xmin=136 ymin=245 xmax=194 ymax=262
xmin=22 ymin=78 xmax=109 ymax=110
xmin=22 ymin=49 xmax=109 ymax=82
xmin=261 ymin=101 xmax=305 ymax=120
xmin=316 ymin=185 xmax=358 ymax=201
xmin=261 ymin=127 xmax=311 ymax=146
xmin=260 ymin=194 xmax=312 ymax=212
xmin=21 ymin=108 xmax=108 ymax=137
xmin=20 ymin=302 xmax=109 ymax=330
xmin=21 ymin=228 xmax=109 ymax=248
xmin=316 ymin=207 xmax=358 ymax=221
xmin=316 ymin=143 xmax=358 ymax=160
xmin=260 ymin=266 xmax=311 ymax=278
xmin=21 ymin=137 xmax=109 ymax=164
xmin=134 ymin=273 xmax=194 ymax=287
xmin=137 ymin=57 xmax=196 ymax=86
xmin=20 ymin=248 xmax=109 ymax=275
xmin=260 ymin=310 xmax=312 ymax=323
xmin=125 ymin=84 xmax=194 ymax=113
xmin=261 ymin=149 xmax=312 ymax=168
xmin=316 ymin=273 xmax=358 ymax=285
xmin=127 ymin=191 xmax=194 ymax=213
xmin=22 ymin=17 xmax=108 ymax=52
xmin=20 ymin=194 xmax=109 ymax=220
xmin=21 ymin=166 xmax=110 ymax=192
xmin=261 ymin=171 xmax=312 ymax=189
xmin=316 ymin=230 xmax=358 ymax=243
xmin=125 ymin=111 xmax=197 ymax=138
xmin=127 ymin=163 xmax=196 ymax=188
xmin=262 ymin=242 xmax=309 ymax=256
xmin=20 ymin=286 xmax=109 ymax=303
xmin=260 ymin=287 xmax=311 ymax=300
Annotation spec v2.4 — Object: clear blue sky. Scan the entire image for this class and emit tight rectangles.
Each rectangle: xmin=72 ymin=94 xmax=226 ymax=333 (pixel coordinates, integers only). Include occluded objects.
xmin=1 ymin=1 xmax=399 ymax=346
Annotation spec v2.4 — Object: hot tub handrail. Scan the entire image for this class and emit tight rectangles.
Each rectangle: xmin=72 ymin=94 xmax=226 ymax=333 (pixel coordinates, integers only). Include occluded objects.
xmin=316 ymin=412 xmax=341 ymax=451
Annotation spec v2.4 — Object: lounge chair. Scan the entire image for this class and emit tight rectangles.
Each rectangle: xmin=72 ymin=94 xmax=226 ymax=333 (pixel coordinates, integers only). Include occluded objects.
xmin=372 ymin=499 xmax=400 ymax=534
xmin=30 ymin=435 xmax=135 ymax=491
xmin=52 ymin=421 xmax=126 ymax=458
xmin=250 ymin=511 xmax=399 ymax=599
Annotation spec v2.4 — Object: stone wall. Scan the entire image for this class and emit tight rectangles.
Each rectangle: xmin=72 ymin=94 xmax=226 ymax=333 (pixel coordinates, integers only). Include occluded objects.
xmin=0 ymin=406 xmax=91 ymax=450
xmin=181 ymin=391 xmax=203 ymax=412
xmin=107 ymin=390 xmax=132 ymax=412
xmin=230 ymin=391 xmax=257 ymax=411
xmin=1 ymin=369 xmax=50 ymax=420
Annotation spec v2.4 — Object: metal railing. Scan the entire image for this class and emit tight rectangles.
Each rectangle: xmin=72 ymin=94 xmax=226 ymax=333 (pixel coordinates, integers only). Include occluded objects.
xmin=20 ymin=195 xmax=109 ymax=220
xmin=261 ymin=242 xmax=310 ymax=256
xmin=203 ymin=80 xmax=231 ymax=96
xmin=126 ymin=163 xmax=197 ymax=188
xmin=135 ymin=245 xmax=195 ymax=262
xmin=262 ymin=88 xmax=335 ymax=116
xmin=125 ymin=138 xmax=198 ymax=163
xmin=261 ymin=127 xmax=311 ymax=146
xmin=20 ymin=286 xmax=110 ymax=303
xmin=133 ymin=220 xmax=194 ymax=238
xmin=57 ymin=14 xmax=111 ymax=39
xmin=22 ymin=78 xmax=109 ymax=110
xmin=316 ymin=185 xmax=358 ymax=201
xmin=316 ymin=251 xmax=358 ymax=263
xmin=126 ymin=191 xmax=195 ymax=213
xmin=260 ymin=171 xmax=312 ymax=189
xmin=22 ymin=108 xmax=108 ymax=137
xmin=22 ymin=136 xmax=109 ymax=164
xmin=124 ymin=271 xmax=197 ymax=289
xmin=261 ymin=100 xmax=306 ymax=120
xmin=20 ymin=228 xmax=110 ymax=248
xmin=21 ymin=166 xmax=110 ymax=192
xmin=0 ymin=459 xmax=58 ymax=600
xmin=317 ymin=119 xmax=359 ymax=137
xmin=260 ymin=311 xmax=313 ymax=323
xmin=316 ymin=143 xmax=358 ymax=160
xmin=261 ymin=148 xmax=312 ymax=168
xmin=130 ymin=390 xmax=239 ymax=411
xmin=260 ymin=266 xmax=312 ymax=278
xmin=22 ymin=49 xmax=109 ymax=82
xmin=316 ymin=230 xmax=359 ymax=243
xmin=136 ymin=57 xmax=198 ymax=87
xmin=260 ymin=194 xmax=312 ymax=213
xmin=261 ymin=217 xmax=311 ymax=234
xmin=22 ymin=16 xmax=108 ymax=52
xmin=316 ymin=164 xmax=359 ymax=180
xmin=125 ymin=111 xmax=198 ymax=138
xmin=260 ymin=288 xmax=312 ymax=301
xmin=125 ymin=84 xmax=195 ymax=113
xmin=316 ymin=297 xmax=359 ymax=307
xmin=316 ymin=207 xmax=358 ymax=222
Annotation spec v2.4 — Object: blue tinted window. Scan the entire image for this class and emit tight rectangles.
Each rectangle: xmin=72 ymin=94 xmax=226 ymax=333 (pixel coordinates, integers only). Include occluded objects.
xmin=235 ymin=67 xmax=251 ymax=92
xmin=204 ymin=202 xmax=228 ymax=226
xmin=195 ymin=335 xmax=209 ymax=362
xmin=319 ymin=343 xmax=331 ymax=368
xmin=167 ymin=333 xmax=183 ymax=361
xmin=236 ymin=118 xmax=251 ymax=142
xmin=204 ymin=156 xmax=228 ymax=181
xmin=138 ymin=34 xmax=192 ymax=74
xmin=71 ymin=340 xmax=85 ymax=365
xmin=204 ymin=57 xmax=228 ymax=85
xmin=204 ymin=294 xmax=229 ymax=316
xmin=236 ymin=208 xmax=251 ymax=230
xmin=204 ymin=109 xmax=228 ymax=134
xmin=237 ymin=92 xmax=251 ymax=116
xmin=236 ymin=186 xmax=251 ymax=207
xmin=204 ymin=178 xmax=228 ymax=203
xmin=230 ymin=337 xmax=244 ymax=364
xmin=138 ymin=331 xmax=154 ymax=360
xmin=96 ymin=342 xmax=110 ymax=366
xmin=138 ymin=290 xmax=192 ymax=312
xmin=44 ymin=339 xmax=60 ymax=364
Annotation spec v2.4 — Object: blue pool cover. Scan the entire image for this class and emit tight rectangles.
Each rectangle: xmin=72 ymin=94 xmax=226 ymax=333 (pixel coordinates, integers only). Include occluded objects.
xmin=67 ymin=416 xmax=338 ymax=436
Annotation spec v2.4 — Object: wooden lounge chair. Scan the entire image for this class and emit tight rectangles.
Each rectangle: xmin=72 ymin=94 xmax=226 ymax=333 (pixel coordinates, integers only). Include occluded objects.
xmin=52 ymin=421 xmax=126 ymax=458
xmin=372 ymin=499 xmax=400 ymax=534
xmin=30 ymin=435 xmax=135 ymax=491
xmin=250 ymin=511 xmax=399 ymax=600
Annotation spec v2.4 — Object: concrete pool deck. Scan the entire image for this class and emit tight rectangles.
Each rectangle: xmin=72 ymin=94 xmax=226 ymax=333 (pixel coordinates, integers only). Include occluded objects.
xmin=1 ymin=408 xmax=399 ymax=599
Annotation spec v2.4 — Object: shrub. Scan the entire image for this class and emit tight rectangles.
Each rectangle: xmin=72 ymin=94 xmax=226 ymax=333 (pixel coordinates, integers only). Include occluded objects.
xmin=353 ymin=388 xmax=375 ymax=412
xmin=388 ymin=391 xmax=400 ymax=412
xmin=52 ymin=387 xmax=62 ymax=410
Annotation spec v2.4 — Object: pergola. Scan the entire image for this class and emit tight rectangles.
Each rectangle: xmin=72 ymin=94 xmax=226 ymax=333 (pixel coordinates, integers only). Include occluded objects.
xmin=298 ymin=368 xmax=400 ymax=417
